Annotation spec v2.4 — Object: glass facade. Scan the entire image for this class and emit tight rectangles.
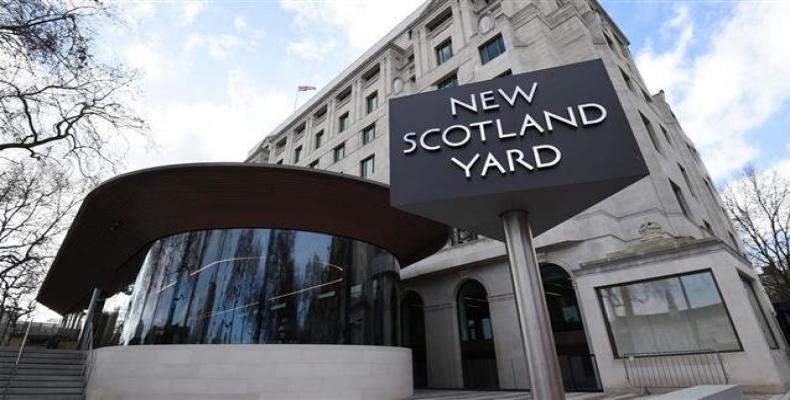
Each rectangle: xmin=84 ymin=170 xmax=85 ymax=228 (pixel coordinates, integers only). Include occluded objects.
xmin=121 ymin=228 xmax=400 ymax=346
xmin=597 ymin=270 xmax=740 ymax=356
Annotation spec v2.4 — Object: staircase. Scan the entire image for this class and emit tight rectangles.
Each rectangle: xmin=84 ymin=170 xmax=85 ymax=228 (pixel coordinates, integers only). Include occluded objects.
xmin=0 ymin=347 xmax=86 ymax=399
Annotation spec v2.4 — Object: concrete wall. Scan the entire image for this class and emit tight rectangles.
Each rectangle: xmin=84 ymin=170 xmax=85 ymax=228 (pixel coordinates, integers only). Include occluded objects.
xmin=87 ymin=344 xmax=413 ymax=400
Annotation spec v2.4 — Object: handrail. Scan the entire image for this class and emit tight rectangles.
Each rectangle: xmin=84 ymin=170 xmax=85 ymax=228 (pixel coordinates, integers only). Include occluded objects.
xmin=80 ymin=319 xmax=95 ymax=390
xmin=15 ymin=320 xmax=32 ymax=365
xmin=1 ymin=319 xmax=32 ymax=398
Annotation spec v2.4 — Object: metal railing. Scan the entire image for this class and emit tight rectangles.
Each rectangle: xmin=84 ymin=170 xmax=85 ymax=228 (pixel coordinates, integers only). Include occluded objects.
xmin=0 ymin=319 xmax=32 ymax=397
xmin=80 ymin=319 xmax=95 ymax=388
xmin=623 ymin=349 xmax=728 ymax=392
xmin=558 ymin=354 xmax=602 ymax=392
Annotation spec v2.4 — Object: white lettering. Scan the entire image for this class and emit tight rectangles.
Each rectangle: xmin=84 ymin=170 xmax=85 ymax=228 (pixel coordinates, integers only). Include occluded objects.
xmin=420 ymin=128 xmax=441 ymax=151
xmin=533 ymin=144 xmax=562 ymax=168
xmin=480 ymin=91 xmax=499 ymax=111
xmin=578 ymin=103 xmax=607 ymax=125
xmin=451 ymin=154 xmax=480 ymax=179
xmin=469 ymin=120 xmax=492 ymax=143
xmin=519 ymin=113 xmax=545 ymax=136
xmin=402 ymin=132 xmax=418 ymax=154
xmin=498 ymin=82 xmax=538 ymax=106
xmin=450 ymin=95 xmax=478 ymax=116
xmin=481 ymin=152 xmax=507 ymax=177
xmin=506 ymin=149 xmax=534 ymax=172
xmin=443 ymin=125 xmax=472 ymax=148
xmin=544 ymin=107 xmax=578 ymax=131
xmin=496 ymin=119 xmax=517 ymax=139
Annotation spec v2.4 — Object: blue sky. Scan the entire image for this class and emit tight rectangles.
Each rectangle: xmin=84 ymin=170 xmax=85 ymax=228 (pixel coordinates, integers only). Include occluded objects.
xmin=103 ymin=0 xmax=790 ymax=185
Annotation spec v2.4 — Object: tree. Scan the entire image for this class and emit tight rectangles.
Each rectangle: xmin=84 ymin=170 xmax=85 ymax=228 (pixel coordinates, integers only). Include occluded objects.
xmin=0 ymin=0 xmax=146 ymax=176
xmin=0 ymin=0 xmax=146 ymax=329
xmin=722 ymin=166 xmax=790 ymax=302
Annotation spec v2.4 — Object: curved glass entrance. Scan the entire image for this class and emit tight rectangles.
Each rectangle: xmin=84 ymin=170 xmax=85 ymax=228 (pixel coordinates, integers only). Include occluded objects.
xmin=457 ymin=280 xmax=499 ymax=389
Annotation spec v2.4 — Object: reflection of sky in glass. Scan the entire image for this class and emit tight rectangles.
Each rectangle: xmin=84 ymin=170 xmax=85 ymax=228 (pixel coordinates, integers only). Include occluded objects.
xmin=121 ymin=228 xmax=399 ymax=346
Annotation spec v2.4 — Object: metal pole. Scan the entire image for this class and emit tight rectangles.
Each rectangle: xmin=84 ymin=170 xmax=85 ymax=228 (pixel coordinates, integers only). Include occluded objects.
xmin=77 ymin=288 xmax=102 ymax=347
xmin=501 ymin=210 xmax=564 ymax=400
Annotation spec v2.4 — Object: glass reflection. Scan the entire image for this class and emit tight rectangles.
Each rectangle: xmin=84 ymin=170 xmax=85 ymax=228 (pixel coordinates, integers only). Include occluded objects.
xmin=121 ymin=228 xmax=400 ymax=346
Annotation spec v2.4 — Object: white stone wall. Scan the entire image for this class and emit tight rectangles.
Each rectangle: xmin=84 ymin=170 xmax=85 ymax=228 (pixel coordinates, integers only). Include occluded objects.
xmin=87 ymin=344 xmax=413 ymax=400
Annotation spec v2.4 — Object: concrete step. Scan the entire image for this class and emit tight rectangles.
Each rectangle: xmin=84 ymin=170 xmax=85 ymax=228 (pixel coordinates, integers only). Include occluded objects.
xmin=0 ymin=396 xmax=84 ymax=400
xmin=0 ymin=374 xmax=83 ymax=381
xmin=3 ymin=379 xmax=83 ymax=388
xmin=1 ymin=387 xmax=83 ymax=395
xmin=0 ymin=367 xmax=83 ymax=376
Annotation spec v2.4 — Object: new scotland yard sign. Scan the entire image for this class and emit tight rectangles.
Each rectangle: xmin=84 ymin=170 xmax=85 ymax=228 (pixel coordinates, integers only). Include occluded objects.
xmin=388 ymin=59 xmax=649 ymax=240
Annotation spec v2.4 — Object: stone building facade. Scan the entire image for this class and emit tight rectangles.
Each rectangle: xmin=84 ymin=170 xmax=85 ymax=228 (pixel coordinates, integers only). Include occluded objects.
xmin=247 ymin=0 xmax=790 ymax=393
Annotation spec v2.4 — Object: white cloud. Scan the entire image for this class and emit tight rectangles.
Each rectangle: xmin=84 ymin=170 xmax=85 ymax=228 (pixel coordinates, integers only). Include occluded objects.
xmin=287 ymin=38 xmax=335 ymax=61
xmin=124 ymin=42 xmax=165 ymax=80
xmin=636 ymin=2 xmax=790 ymax=181
xmin=126 ymin=69 xmax=291 ymax=169
xmin=180 ymin=0 xmax=207 ymax=25
xmin=183 ymin=33 xmax=242 ymax=61
xmin=280 ymin=0 xmax=423 ymax=60
xmin=122 ymin=1 xmax=157 ymax=25
xmin=234 ymin=16 xmax=248 ymax=31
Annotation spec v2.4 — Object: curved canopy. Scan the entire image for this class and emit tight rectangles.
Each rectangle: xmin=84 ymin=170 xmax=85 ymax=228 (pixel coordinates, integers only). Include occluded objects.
xmin=37 ymin=163 xmax=448 ymax=315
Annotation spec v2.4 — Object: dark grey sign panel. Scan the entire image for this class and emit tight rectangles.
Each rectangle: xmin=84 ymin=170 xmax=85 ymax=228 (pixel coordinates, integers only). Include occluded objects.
xmin=389 ymin=59 xmax=648 ymax=240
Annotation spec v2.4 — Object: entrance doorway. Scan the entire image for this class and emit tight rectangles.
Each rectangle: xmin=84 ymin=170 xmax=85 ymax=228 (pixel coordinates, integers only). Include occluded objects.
xmin=457 ymin=280 xmax=499 ymax=389
xmin=540 ymin=264 xmax=600 ymax=391
xmin=401 ymin=291 xmax=428 ymax=388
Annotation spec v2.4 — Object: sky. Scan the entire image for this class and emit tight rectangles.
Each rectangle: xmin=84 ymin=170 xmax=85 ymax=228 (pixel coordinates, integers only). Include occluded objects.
xmin=101 ymin=0 xmax=790 ymax=185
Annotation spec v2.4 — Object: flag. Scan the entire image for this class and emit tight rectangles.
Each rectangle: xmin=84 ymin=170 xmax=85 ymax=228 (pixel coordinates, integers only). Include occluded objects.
xmin=298 ymin=85 xmax=316 ymax=91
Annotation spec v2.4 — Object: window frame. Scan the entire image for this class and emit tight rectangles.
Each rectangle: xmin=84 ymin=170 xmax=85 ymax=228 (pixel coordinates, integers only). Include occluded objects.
xmin=333 ymin=143 xmax=345 ymax=163
xmin=293 ymin=145 xmax=302 ymax=163
xmin=360 ymin=155 xmax=375 ymax=178
xmin=436 ymin=73 xmax=458 ymax=90
xmin=314 ymin=130 xmax=324 ymax=149
xmin=365 ymin=92 xmax=378 ymax=114
xmin=338 ymin=112 xmax=349 ymax=133
xmin=595 ymin=268 xmax=743 ymax=358
xmin=478 ymin=34 xmax=505 ymax=65
xmin=435 ymin=39 xmax=453 ymax=66
xmin=361 ymin=124 xmax=376 ymax=145
xmin=670 ymin=179 xmax=691 ymax=218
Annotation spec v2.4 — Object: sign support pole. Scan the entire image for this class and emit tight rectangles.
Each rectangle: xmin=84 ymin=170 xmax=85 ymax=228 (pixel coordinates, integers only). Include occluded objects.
xmin=501 ymin=210 xmax=564 ymax=400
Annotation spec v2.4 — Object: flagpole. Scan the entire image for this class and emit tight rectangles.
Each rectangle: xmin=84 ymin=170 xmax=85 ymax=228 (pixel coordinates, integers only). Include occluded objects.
xmin=294 ymin=88 xmax=299 ymax=111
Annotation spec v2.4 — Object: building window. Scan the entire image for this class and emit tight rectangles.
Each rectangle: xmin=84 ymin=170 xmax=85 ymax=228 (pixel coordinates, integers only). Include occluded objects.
xmin=294 ymin=123 xmax=306 ymax=138
xmin=276 ymin=159 xmax=283 ymax=165
xmin=740 ymin=276 xmax=778 ymax=349
xmin=336 ymin=87 xmax=352 ymax=103
xmin=678 ymin=163 xmax=696 ymax=198
xmin=314 ymin=106 xmax=327 ymax=121
xmin=670 ymin=179 xmax=691 ymax=218
xmin=309 ymin=159 xmax=319 ymax=169
xmin=293 ymin=145 xmax=302 ymax=163
xmin=660 ymin=125 xmax=672 ymax=145
xmin=436 ymin=73 xmax=458 ymax=90
xmin=360 ymin=155 xmax=374 ymax=178
xmin=275 ymin=137 xmax=287 ymax=155
xmin=479 ymin=34 xmax=505 ymax=65
xmin=333 ymin=143 xmax=345 ymax=163
xmin=620 ymin=68 xmax=634 ymax=91
xmin=597 ymin=270 xmax=741 ymax=356
xmin=338 ymin=113 xmax=349 ymax=133
xmin=497 ymin=69 xmax=512 ymax=78
xmin=362 ymin=64 xmax=380 ymax=83
xmin=426 ymin=7 xmax=452 ymax=32
xmin=366 ymin=92 xmax=378 ymax=114
xmin=640 ymin=113 xmax=661 ymax=153
xmin=314 ymin=130 xmax=324 ymax=149
xmin=703 ymin=220 xmax=713 ymax=235
xmin=642 ymin=89 xmax=653 ymax=103
xmin=362 ymin=124 xmax=376 ymax=145
xmin=435 ymin=39 xmax=453 ymax=65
